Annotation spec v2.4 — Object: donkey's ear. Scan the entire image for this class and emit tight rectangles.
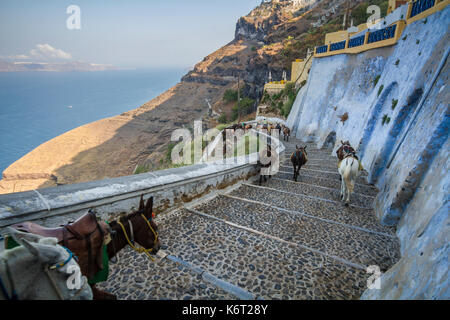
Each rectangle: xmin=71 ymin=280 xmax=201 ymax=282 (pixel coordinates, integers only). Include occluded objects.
xmin=145 ymin=196 xmax=153 ymax=219
xmin=138 ymin=195 xmax=145 ymax=211
xmin=20 ymin=238 xmax=40 ymax=257
xmin=341 ymin=140 xmax=344 ymax=145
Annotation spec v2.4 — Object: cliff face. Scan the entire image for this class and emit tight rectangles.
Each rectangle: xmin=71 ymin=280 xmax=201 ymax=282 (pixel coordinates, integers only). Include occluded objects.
xmin=0 ymin=0 xmax=358 ymax=194
xmin=287 ymin=7 xmax=449 ymax=298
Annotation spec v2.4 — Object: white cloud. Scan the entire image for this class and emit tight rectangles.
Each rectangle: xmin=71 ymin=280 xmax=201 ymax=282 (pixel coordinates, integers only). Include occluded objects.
xmin=29 ymin=44 xmax=72 ymax=60
xmin=1 ymin=44 xmax=73 ymax=62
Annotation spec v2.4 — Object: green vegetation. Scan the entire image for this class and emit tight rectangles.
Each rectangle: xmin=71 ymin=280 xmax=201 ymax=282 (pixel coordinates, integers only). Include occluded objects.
xmin=218 ymin=113 xmax=228 ymax=124
xmin=382 ymin=114 xmax=391 ymax=125
xmin=391 ymin=99 xmax=398 ymax=110
xmin=223 ymin=89 xmax=238 ymax=103
xmin=373 ymin=75 xmax=381 ymax=87
xmin=134 ymin=164 xmax=150 ymax=175
xmin=231 ymin=97 xmax=255 ymax=121
xmin=378 ymin=84 xmax=384 ymax=97
xmin=261 ymin=82 xmax=303 ymax=118
xmin=395 ymin=59 xmax=400 ymax=66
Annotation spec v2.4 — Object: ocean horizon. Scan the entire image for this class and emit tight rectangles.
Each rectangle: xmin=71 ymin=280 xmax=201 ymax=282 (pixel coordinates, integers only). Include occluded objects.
xmin=0 ymin=68 xmax=185 ymax=176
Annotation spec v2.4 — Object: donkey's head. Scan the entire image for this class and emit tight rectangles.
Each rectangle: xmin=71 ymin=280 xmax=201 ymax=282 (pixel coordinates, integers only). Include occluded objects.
xmin=112 ymin=196 xmax=161 ymax=255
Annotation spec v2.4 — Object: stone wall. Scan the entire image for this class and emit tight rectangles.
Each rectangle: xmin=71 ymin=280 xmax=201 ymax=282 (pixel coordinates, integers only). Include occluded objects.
xmin=287 ymin=7 xmax=449 ymax=299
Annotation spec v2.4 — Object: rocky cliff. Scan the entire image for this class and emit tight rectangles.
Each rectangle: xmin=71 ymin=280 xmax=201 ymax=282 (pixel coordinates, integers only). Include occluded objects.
xmin=287 ymin=6 xmax=449 ymax=298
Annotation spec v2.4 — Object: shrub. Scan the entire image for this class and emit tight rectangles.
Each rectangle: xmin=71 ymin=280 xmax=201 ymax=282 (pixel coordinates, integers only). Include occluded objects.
xmin=281 ymin=96 xmax=295 ymax=117
xmin=218 ymin=113 xmax=228 ymax=124
xmin=391 ymin=99 xmax=398 ymax=110
xmin=395 ymin=59 xmax=400 ymax=66
xmin=378 ymin=85 xmax=384 ymax=97
xmin=373 ymin=75 xmax=381 ymax=87
xmin=382 ymin=114 xmax=391 ymax=125
xmin=232 ymin=97 xmax=255 ymax=121
xmin=223 ymin=89 xmax=238 ymax=103
xmin=135 ymin=164 xmax=149 ymax=175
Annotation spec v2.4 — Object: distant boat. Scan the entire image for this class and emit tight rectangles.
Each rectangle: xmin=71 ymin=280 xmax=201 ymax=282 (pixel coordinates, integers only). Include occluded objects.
xmin=67 ymin=105 xmax=73 ymax=109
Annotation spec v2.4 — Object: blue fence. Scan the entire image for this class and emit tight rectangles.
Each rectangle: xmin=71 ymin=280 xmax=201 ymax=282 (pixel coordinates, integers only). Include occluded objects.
xmin=410 ymin=0 xmax=436 ymax=18
xmin=368 ymin=24 xmax=397 ymax=44
xmin=330 ymin=40 xmax=346 ymax=51
xmin=316 ymin=45 xmax=328 ymax=54
xmin=348 ymin=35 xmax=365 ymax=48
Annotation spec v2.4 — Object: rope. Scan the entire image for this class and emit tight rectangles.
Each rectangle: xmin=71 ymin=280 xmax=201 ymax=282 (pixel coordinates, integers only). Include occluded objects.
xmin=117 ymin=214 xmax=158 ymax=262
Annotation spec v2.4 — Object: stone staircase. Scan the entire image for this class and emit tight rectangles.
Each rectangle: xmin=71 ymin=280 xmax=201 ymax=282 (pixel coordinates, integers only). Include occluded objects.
xmin=98 ymin=137 xmax=400 ymax=300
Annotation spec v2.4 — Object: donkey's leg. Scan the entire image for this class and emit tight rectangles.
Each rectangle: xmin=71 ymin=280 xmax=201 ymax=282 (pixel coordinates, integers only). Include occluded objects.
xmin=340 ymin=175 xmax=345 ymax=201
xmin=344 ymin=178 xmax=351 ymax=206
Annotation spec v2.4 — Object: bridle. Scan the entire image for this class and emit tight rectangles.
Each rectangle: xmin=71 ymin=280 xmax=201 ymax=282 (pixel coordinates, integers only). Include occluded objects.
xmin=0 ymin=246 xmax=88 ymax=300
xmin=113 ymin=212 xmax=159 ymax=262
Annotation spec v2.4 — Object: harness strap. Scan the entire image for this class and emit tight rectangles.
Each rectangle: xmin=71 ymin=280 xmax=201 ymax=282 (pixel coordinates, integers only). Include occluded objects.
xmin=44 ymin=265 xmax=65 ymax=300
xmin=128 ymin=220 xmax=135 ymax=245
xmin=117 ymin=217 xmax=156 ymax=262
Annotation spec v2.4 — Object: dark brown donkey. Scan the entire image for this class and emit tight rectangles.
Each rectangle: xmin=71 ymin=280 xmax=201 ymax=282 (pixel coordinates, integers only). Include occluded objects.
xmin=291 ymin=145 xmax=308 ymax=182
xmin=282 ymin=126 xmax=291 ymax=142
xmin=336 ymin=140 xmax=356 ymax=161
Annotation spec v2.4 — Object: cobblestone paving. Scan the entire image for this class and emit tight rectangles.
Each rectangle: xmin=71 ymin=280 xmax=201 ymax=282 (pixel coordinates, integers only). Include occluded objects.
xmin=194 ymin=196 xmax=399 ymax=270
xmin=97 ymin=138 xmax=400 ymax=300
xmin=252 ymin=178 xmax=374 ymax=209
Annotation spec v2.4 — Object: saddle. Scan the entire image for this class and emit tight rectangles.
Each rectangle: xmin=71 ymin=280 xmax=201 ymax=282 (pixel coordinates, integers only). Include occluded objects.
xmin=12 ymin=210 xmax=109 ymax=281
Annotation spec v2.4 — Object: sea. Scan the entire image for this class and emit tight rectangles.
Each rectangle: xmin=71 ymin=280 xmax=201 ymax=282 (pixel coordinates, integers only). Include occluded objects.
xmin=0 ymin=68 xmax=185 ymax=176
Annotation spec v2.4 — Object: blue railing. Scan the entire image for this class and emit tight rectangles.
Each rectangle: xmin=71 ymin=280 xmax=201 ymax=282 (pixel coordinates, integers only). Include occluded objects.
xmin=316 ymin=45 xmax=328 ymax=54
xmin=410 ymin=0 xmax=436 ymax=18
xmin=368 ymin=24 xmax=397 ymax=44
xmin=330 ymin=40 xmax=346 ymax=51
xmin=348 ymin=35 xmax=365 ymax=48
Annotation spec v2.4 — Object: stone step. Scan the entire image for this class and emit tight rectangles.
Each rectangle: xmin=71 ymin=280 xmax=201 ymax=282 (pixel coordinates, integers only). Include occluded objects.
xmin=283 ymin=161 xmax=341 ymax=172
xmin=153 ymin=208 xmax=369 ymax=299
xmin=278 ymin=166 xmax=369 ymax=185
xmin=194 ymin=196 xmax=399 ymax=271
xmin=228 ymin=184 xmax=395 ymax=236
xmin=253 ymin=178 xmax=374 ymax=209
xmin=97 ymin=247 xmax=236 ymax=300
xmin=275 ymin=172 xmax=378 ymax=197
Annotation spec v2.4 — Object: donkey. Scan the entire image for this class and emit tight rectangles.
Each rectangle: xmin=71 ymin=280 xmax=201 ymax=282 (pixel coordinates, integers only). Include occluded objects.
xmin=282 ymin=126 xmax=291 ymax=142
xmin=11 ymin=195 xmax=160 ymax=300
xmin=336 ymin=140 xmax=356 ymax=161
xmin=1 ymin=229 xmax=92 ymax=300
xmin=291 ymin=145 xmax=308 ymax=182
xmin=338 ymin=148 xmax=361 ymax=206
xmin=96 ymin=196 xmax=160 ymax=300
xmin=275 ymin=123 xmax=282 ymax=136
xmin=257 ymin=145 xmax=272 ymax=185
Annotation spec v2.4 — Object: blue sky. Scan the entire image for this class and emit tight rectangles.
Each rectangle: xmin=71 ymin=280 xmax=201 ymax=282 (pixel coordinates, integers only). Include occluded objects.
xmin=0 ymin=0 xmax=261 ymax=69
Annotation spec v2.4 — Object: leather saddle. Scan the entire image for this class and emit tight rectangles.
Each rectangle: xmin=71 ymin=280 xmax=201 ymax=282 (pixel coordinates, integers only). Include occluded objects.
xmin=12 ymin=210 xmax=109 ymax=281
